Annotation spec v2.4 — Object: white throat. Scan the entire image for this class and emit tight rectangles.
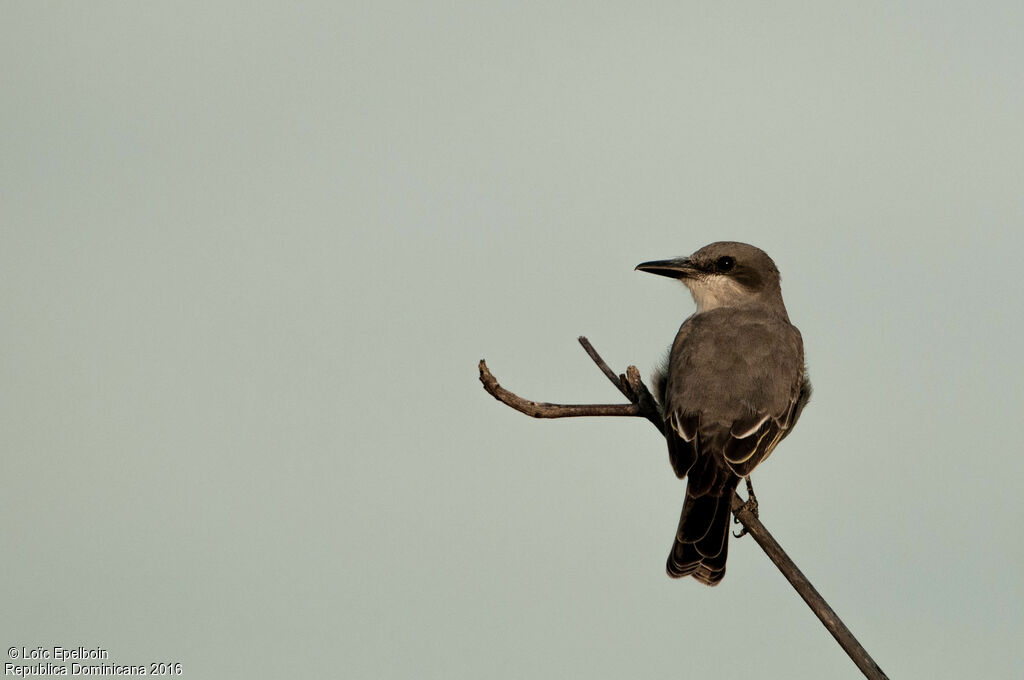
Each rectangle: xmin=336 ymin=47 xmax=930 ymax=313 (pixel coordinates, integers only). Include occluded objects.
xmin=684 ymin=275 xmax=750 ymax=313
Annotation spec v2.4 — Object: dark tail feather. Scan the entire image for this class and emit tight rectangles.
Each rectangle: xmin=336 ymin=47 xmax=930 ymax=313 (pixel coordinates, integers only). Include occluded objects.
xmin=676 ymin=491 xmax=718 ymax=543
xmin=667 ymin=480 xmax=739 ymax=586
xmin=667 ymin=541 xmax=702 ymax=579
xmin=692 ymin=537 xmax=728 ymax=586
xmin=695 ymin=492 xmax=732 ymax=558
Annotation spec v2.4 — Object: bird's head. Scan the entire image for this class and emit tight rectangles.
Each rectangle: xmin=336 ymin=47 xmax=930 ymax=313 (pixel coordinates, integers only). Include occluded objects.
xmin=636 ymin=241 xmax=785 ymax=315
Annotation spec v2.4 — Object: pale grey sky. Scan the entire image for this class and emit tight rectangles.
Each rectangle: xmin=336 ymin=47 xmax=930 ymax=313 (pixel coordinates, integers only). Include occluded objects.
xmin=2 ymin=3 xmax=1022 ymax=679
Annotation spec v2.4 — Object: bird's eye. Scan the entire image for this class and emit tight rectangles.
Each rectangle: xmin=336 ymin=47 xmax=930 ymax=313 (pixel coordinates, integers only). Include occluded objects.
xmin=716 ymin=256 xmax=735 ymax=272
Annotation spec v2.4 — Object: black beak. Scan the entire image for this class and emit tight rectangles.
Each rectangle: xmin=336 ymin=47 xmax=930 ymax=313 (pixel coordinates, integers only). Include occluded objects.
xmin=635 ymin=257 xmax=696 ymax=279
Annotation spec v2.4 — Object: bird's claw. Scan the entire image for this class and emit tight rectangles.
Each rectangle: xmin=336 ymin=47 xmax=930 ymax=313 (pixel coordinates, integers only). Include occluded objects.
xmin=732 ymin=477 xmax=759 ymax=538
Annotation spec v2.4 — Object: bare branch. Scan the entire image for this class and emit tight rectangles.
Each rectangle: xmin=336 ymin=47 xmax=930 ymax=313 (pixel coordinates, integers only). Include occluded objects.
xmin=478 ymin=360 xmax=641 ymax=418
xmin=577 ymin=336 xmax=631 ymax=399
xmin=479 ymin=338 xmax=890 ymax=680
xmin=577 ymin=337 xmax=665 ymax=432
xmin=731 ymin=496 xmax=890 ymax=679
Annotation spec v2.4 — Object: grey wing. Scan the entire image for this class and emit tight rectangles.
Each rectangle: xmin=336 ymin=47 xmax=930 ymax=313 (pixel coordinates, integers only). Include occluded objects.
xmin=724 ymin=369 xmax=811 ymax=478
xmin=665 ymin=411 xmax=699 ymax=479
xmin=660 ymin=313 xmax=809 ymax=479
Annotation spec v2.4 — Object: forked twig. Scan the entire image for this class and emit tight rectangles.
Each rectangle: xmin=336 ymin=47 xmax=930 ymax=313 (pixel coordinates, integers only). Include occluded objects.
xmin=478 ymin=336 xmax=889 ymax=680
xmin=478 ymin=360 xmax=641 ymax=418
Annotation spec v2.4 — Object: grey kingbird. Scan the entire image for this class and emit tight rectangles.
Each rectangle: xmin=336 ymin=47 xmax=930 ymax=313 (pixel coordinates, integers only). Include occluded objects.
xmin=637 ymin=241 xmax=811 ymax=585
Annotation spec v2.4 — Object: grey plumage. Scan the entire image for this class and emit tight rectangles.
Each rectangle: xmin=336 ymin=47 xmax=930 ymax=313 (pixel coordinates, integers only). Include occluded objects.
xmin=637 ymin=242 xmax=811 ymax=585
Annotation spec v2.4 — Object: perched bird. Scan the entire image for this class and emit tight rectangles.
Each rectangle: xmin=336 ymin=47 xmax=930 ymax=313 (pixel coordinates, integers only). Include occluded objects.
xmin=636 ymin=242 xmax=811 ymax=585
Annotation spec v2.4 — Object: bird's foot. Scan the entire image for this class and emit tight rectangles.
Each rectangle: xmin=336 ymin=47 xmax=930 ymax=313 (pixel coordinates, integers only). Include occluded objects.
xmin=732 ymin=477 xmax=759 ymax=538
